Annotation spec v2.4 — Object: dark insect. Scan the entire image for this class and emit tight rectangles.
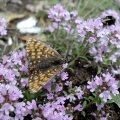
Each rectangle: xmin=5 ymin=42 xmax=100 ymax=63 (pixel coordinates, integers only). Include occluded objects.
xmin=26 ymin=39 xmax=64 ymax=93
xmin=102 ymin=16 xmax=116 ymax=27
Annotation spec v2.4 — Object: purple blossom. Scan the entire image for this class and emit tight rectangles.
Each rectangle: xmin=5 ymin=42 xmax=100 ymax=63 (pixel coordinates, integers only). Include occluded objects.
xmin=14 ymin=102 xmax=26 ymax=117
xmin=7 ymin=85 xmax=23 ymax=101
xmin=88 ymin=37 xmax=96 ymax=43
xmin=48 ymin=25 xmax=55 ymax=32
xmin=56 ymin=96 xmax=66 ymax=104
xmin=20 ymin=63 xmax=28 ymax=72
xmin=0 ymin=103 xmax=14 ymax=115
xmin=96 ymin=103 xmax=105 ymax=110
xmin=42 ymin=101 xmax=72 ymax=120
xmin=66 ymin=94 xmax=76 ymax=102
xmin=100 ymin=117 xmax=107 ymax=120
xmin=47 ymin=93 xmax=54 ymax=100
xmin=44 ymin=80 xmax=52 ymax=92
xmin=87 ymin=72 xmax=119 ymax=102
xmin=87 ymin=80 xmax=98 ymax=92
xmin=102 ymin=72 xmax=113 ymax=82
xmin=48 ymin=4 xmax=78 ymax=34
xmin=94 ymin=76 xmax=103 ymax=86
xmin=107 ymin=79 xmax=119 ymax=95
xmin=48 ymin=4 xmax=70 ymax=22
xmin=60 ymin=72 xmax=68 ymax=81
xmin=85 ymin=19 xmax=95 ymax=33
xmin=75 ymin=17 xmax=86 ymax=39
xmin=99 ymin=91 xmax=112 ymax=102
xmin=20 ymin=78 xmax=28 ymax=87
xmin=0 ymin=94 xmax=5 ymax=103
xmin=55 ymin=84 xmax=63 ymax=92
xmin=0 ymin=84 xmax=23 ymax=101
xmin=75 ymin=87 xmax=84 ymax=99
xmin=51 ymin=22 xmax=59 ymax=29
xmin=0 ymin=84 xmax=7 ymax=95
xmin=65 ymin=81 xmax=72 ymax=87
xmin=94 ymin=54 xmax=103 ymax=62
xmin=89 ymin=46 xmax=97 ymax=56
xmin=74 ymin=104 xmax=83 ymax=111
xmin=94 ymin=17 xmax=103 ymax=29
xmin=26 ymin=100 xmax=37 ymax=110
xmin=63 ymin=63 xmax=68 ymax=69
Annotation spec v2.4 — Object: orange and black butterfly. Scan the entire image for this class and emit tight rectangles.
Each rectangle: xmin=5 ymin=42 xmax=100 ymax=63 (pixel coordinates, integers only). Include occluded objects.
xmin=26 ymin=39 xmax=64 ymax=93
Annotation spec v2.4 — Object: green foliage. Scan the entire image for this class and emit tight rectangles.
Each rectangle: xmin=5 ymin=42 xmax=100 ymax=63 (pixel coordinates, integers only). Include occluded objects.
xmin=109 ymin=94 xmax=120 ymax=108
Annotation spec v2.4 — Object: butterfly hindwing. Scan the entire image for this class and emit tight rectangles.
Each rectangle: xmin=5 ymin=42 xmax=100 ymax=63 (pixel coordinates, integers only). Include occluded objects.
xmin=29 ymin=66 xmax=62 ymax=93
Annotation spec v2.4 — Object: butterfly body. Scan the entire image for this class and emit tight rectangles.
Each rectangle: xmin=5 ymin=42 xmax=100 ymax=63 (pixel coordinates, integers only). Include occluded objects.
xmin=37 ymin=58 xmax=64 ymax=70
xmin=26 ymin=39 xmax=63 ymax=93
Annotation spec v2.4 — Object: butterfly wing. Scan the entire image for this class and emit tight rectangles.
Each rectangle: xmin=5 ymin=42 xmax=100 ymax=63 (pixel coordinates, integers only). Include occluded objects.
xmin=29 ymin=66 xmax=62 ymax=93
xmin=26 ymin=39 xmax=61 ymax=69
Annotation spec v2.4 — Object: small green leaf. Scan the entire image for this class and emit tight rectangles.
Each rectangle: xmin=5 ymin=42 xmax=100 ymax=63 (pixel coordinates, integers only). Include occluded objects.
xmin=88 ymin=96 xmax=94 ymax=101
xmin=97 ymin=66 xmax=102 ymax=74
xmin=81 ymin=111 xmax=86 ymax=117
xmin=110 ymin=94 xmax=120 ymax=108
xmin=83 ymin=101 xmax=87 ymax=109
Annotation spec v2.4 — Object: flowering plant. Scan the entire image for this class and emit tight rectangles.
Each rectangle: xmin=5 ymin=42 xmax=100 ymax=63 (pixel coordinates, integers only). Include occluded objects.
xmin=0 ymin=3 xmax=120 ymax=120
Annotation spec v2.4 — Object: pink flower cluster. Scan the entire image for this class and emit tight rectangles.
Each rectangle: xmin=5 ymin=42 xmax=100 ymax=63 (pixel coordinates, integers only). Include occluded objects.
xmin=75 ymin=10 xmax=120 ymax=63
xmin=48 ymin=4 xmax=78 ymax=33
xmin=48 ymin=4 xmax=120 ymax=64
xmin=0 ymin=49 xmax=40 ymax=120
xmin=42 ymin=84 xmax=84 ymax=120
xmin=42 ymin=69 xmax=84 ymax=119
xmin=87 ymin=72 xmax=119 ymax=102
xmin=42 ymin=98 xmax=73 ymax=120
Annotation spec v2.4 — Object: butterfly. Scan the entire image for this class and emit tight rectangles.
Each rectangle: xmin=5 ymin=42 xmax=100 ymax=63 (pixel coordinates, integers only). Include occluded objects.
xmin=26 ymin=39 xmax=64 ymax=93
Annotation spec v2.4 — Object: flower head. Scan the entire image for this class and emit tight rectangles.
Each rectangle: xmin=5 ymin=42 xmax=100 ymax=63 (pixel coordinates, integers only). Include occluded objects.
xmin=87 ymin=72 xmax=119 ymax=102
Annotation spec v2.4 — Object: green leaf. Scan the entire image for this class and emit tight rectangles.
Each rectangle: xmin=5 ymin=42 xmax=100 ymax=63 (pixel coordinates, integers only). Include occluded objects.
xmin=81 ymin=111 xmax=86 ymax=117
xmin=82 ymin=101 xmax=87 ymax=109
xmin=88 ymin=96 xmax=94 ymax=101
xmin=110 ymin=94 xmax=120 ymax=108
xmin=97 ymin=66 xmax=102 ymax=74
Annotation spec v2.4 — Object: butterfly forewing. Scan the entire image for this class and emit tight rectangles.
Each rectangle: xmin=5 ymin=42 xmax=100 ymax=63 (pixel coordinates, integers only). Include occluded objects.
xmin=26 ymin=39 xmax=61 ymax=69
xmin=26 ymin=39 xmax=63 ymax=93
